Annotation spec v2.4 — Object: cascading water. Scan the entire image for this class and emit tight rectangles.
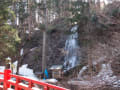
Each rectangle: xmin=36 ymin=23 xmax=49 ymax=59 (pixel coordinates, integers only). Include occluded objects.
xmin=64 ymin=25 xmax=79 ymax=71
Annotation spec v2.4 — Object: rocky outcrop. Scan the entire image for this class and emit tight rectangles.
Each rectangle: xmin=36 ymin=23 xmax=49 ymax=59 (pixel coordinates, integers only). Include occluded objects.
xmin=21 ymin=28 xmax=67 ymax=73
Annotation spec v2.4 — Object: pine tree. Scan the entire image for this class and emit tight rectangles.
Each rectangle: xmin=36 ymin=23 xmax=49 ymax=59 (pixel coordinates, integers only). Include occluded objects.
xmin=0 ymin=0 xmax=20 ymax=61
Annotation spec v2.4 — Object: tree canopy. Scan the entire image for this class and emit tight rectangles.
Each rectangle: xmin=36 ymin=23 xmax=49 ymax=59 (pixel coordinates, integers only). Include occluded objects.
xmin=0 ymin=0 xmax=20 ymax=61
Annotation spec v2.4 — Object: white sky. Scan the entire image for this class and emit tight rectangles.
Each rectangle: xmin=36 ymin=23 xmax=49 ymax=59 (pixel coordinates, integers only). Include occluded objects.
xmin=101 ymin=0 xmax=111 ymax=4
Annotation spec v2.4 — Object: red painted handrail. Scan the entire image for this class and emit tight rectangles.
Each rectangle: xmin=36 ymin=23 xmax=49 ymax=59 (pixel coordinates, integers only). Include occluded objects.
xmin=0 ymin=69 xmax=69 ymax=90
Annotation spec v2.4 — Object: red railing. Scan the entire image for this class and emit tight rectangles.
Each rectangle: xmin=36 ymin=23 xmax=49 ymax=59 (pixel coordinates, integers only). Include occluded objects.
xmin=0 ymin=69 xmax=69 ymax=90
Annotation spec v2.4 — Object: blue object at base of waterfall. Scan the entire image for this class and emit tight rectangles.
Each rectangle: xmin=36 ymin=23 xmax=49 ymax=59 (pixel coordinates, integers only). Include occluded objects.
xmin=44 ymin=69 xmax=49 ymax=79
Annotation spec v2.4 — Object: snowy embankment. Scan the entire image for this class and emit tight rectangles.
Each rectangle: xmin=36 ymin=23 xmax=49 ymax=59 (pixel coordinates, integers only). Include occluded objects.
xmin=96 ymin=63 xmax=120 ymax=87
xmin=0 ymin=61 xmax=39 ymax=80
xmin=18 ymin=64 xmax=39 ymax=81
xmin=18 ymin=64 xmax=58 ymax=83
xmin=0 ymin=61 xmax=57 ymax=83
xmin=69 ymin=63 xmax=120 ymax=88
xmin=0 ymin=66 xmax=5 ymax=78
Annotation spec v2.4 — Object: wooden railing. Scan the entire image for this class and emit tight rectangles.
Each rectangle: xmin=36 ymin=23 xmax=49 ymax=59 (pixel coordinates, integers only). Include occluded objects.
xmin=0 ymin=69 xmax=69 ymax=90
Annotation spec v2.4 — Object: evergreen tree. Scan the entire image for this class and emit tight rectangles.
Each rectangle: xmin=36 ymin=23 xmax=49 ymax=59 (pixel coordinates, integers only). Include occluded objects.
xmin=0 ymin=0 xmax=20 ymax=61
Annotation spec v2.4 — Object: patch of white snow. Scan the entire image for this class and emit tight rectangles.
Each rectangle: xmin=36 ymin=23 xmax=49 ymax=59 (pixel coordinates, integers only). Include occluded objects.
xmin=0 ymin=66 xmax=5 ymax=72
xmin=30 ymin=47 xmax=38 ymax=51
xmin=34 ymin=27 xmax=40 ymax=31
xmin=96 ymin=63 xmax=120 ymax=87
xmin=78 ymin=66 xmax=88 ymax=78
xmin=19 ymin=64 xmax=39 ymax=80
xmin=20 ymin=48 xmax=24 ymax=56
xmin=46 ymin=79 xmax=58 ymax=83
xmin=26 ymin=30 xmax=30 ymax=34
xmin=0 ymin=66 xmax=5 ymax=78
xmin=12 ymin=61 xmax=18 ymax=74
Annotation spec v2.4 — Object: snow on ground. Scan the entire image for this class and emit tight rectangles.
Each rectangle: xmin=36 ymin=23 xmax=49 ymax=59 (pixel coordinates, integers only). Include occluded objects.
xmin=34 ymin=27 xmax=40 ymax=31
xmin=30 ymin=47 xmax=38 ymax=51
xmin=78 ymin=65 xmax=88 ymax=78
xmin=6 ymin=57 xmax=12 ymax=61
xmin=0 ymin=61 xmax=39 ymax=81
xmin=113 ymin=80 xmax=120 ymax=87
xmin=0 ymin=66 xmax=5 ymax=78
xmin=46 ymin=79 xmax=58 ymax=83
xmin=12 ymin=61 xmax=18 ymax=74
xmin=96 ymin=63 xmax=120 ymax=87
xmin=18 ymin=64 xmax=58 ymax=83
xmin=69 ymin=63 xmax=120 ymax=88
xmin=26 ymin=30 xmax=30 ymax=34
xmin=18 ymin=64 xmax=39 ymax=81
xmin=0 ymin=66 xmax=5 ymax=72
xmin=0 ymin=61 xmax=58 ymax=87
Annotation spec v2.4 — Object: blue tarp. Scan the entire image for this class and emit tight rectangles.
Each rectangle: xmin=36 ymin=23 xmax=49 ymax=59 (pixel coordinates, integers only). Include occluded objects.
xmin=44 ymin=68 xmax=49 ymax=79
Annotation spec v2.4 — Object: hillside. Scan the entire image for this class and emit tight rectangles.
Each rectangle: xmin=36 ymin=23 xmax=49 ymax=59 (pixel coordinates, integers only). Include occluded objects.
xmin=0 ymin=0 xmax=120 ymax=90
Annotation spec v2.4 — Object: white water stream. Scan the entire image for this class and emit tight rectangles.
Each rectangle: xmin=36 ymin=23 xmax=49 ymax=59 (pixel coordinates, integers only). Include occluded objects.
xmin=64 ymin=25 xmax=79 ymax=70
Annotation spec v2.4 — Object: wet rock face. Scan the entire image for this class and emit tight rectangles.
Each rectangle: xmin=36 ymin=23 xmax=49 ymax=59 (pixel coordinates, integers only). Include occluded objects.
xmin=47 ymin=30 xmax=67 ymax=67
xmin=21 ymin=30 xmax=67 ymax=73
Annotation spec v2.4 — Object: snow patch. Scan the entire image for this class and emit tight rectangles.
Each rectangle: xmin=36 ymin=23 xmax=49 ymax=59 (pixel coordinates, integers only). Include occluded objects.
xmin=0 ymin=66 xmax=5 ymax=78
xmin=34 ymin=27 xmax=40 ymax=31
xmin=96 ymin=63 xmax=120 ymax=87
xmin=78 ymin=66 xmax=88 ymax=78
xmin=30 ymin=47 xmax=38 ymax=51
xmin=113 ymin=80 xmax=120 ymax=87
xmin=0 ymin=66 xmax=5 ymax=72
xmin=19 ymin=64 xmax=39 ymax=80
xmin=97 ymin=64 xmax=113 ymax=77
xmin=26 ymin=30 xmax=30 ymax=34
xmin=72 ymin=63 xmax=120 ymax=88
xmin=46 ymin=79 xmax=58 ymax=83
xmin=12 ymin=61 xmax=18 ymax=74
xmin=0 ymin=61 xmax=39 ymax=81
xmin=6 ymin=57 xmax=11 ymax=60
xmin=20 ymin=48 xmax=24 ymax=56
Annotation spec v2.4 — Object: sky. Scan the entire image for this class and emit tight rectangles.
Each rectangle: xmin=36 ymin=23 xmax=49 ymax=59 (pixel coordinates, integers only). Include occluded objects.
xmin=100 ymin=0 xmax=120 ymax=4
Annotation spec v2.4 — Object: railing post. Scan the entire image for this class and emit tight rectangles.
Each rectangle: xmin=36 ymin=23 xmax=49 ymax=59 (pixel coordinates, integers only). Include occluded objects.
xmin=4 ymin=69 xmax=11 ymax=90
xmin=29 ymin=80 xmax=34 ymax=89
xmin=44 ymin=86 xmax=48 ymax=90
xmin=15 ymin=77 xmax=21 ymax=90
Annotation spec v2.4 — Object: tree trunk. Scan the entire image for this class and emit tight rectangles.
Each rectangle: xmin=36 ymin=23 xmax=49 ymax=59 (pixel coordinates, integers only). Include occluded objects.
xmin=28 ymin=0 xmax=32 ymax=40
xmin=42 ymin=31 xmax=47 ymax=72
xmin=42 ymin=0 xmax=47 ymax=72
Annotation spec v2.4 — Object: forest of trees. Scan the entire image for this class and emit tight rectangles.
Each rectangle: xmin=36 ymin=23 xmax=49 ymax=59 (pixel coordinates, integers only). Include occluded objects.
xmin=0 ymin=0 xmax=120 ymax=89
xmin=0 ymin=0 xmax=120 ymax=80
xmin=0 ymin=0 xmax=120 ymax=68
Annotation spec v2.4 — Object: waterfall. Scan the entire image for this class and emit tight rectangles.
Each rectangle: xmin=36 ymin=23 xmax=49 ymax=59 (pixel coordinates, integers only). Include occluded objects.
xmin=64 ymin=25 xmax=79 ymax=71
